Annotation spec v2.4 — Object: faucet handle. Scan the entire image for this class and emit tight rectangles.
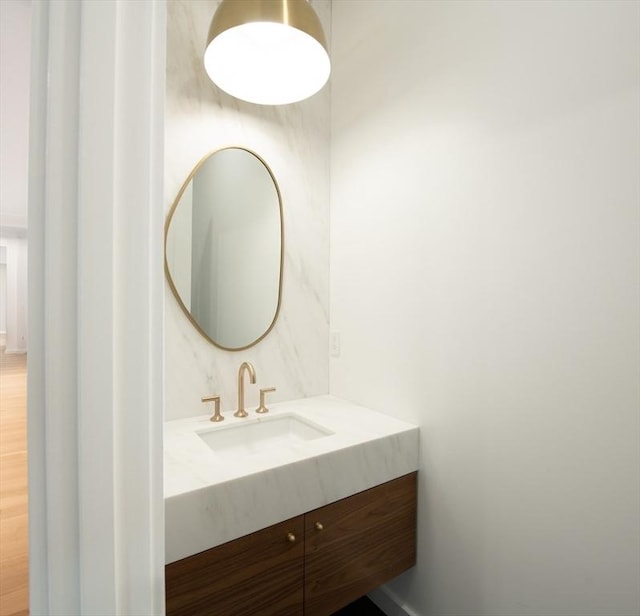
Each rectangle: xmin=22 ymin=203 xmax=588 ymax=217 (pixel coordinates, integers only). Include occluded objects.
xmin=256 ymin=387 xmax=276 ymax=414
xmin=202 ymin=394 xmax=223 ymax=422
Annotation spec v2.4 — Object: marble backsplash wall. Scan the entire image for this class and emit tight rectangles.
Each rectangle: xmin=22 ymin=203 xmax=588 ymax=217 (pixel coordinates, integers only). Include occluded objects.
xmin=165 ymin=0 xmax=331 ymax=421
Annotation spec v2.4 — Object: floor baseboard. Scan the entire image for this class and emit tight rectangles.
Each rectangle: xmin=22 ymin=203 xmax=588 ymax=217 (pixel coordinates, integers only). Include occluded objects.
xmin=368 ymin=587 xmax=417 ymax=616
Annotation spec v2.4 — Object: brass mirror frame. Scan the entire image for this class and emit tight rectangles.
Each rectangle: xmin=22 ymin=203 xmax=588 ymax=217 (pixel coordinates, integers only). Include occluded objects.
xmin=164 ymin=146 xmax=284 ymax=352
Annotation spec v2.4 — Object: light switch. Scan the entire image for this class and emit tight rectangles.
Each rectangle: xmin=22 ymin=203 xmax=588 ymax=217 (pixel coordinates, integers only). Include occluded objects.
xmin=330 ymin=331 xmax=341 ymax=358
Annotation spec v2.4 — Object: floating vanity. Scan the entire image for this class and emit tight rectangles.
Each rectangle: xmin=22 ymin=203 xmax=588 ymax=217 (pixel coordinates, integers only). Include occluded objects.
xmin=164 ymin=395 xmax=419 ymax=615
xmin=164 ymin=143 xmax=420 ymax=614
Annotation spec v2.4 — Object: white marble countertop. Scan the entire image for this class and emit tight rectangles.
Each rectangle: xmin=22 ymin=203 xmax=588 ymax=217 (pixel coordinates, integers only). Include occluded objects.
xmin=164 ymin=395 xmax=419 ymax=564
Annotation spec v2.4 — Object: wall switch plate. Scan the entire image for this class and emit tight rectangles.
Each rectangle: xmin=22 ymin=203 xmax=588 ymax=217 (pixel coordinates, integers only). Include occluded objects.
xmin=330 ymin=331 xmax=341 ymax=357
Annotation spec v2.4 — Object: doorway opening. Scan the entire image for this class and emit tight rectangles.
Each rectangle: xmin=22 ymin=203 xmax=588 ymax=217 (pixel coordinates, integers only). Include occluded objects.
xmin=0 ymin=1 xmax=31 ymax=614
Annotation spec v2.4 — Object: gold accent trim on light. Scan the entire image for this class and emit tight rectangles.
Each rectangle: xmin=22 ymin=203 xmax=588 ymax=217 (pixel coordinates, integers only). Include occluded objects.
xmin=206 ymin=0 xmax=328 ymax=55
xmin=204 ymin=0 xmax=330 ymax=105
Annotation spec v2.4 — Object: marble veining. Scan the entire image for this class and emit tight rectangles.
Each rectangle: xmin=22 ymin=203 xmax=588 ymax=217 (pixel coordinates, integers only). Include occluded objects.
xmin=165 ymin=395 xmax=419 ymax=563
xmin=165 ymin=0 xmax=331 ymax=421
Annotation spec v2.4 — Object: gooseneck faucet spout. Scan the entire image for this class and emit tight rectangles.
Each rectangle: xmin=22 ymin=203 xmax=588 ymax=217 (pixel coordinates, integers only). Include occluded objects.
xmin=235 ymin=361 xmax=256 ymax=418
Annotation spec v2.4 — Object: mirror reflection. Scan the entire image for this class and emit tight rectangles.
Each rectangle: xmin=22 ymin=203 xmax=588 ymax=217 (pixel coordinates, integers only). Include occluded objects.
xmin=165 ymin=147 xmax=283 ymax=350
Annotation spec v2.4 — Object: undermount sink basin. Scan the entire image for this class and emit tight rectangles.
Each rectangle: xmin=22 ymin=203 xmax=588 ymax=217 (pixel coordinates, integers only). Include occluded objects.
xmin=197 ymin=413 xmax=333 ymax=457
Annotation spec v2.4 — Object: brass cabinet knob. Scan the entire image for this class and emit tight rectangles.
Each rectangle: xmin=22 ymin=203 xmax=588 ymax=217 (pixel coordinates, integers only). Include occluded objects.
xmin=315 ymin=522 xmax=324 ymax=531
xmin=287 ymin=532 xmax=296 ymax=543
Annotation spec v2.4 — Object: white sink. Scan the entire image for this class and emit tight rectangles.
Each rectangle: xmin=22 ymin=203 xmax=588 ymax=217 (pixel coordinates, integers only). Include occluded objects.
xmin=197 ymin=413 xmax=333 ymax=457
xmin=165 ymin=395 xmax=421 ymax=562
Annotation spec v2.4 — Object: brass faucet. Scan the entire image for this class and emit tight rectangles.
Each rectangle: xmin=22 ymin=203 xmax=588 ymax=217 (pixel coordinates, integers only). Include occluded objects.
xmin=202 ymin=394 xmax=223 ymax=422
xmin=256 ymin=387 xmax=276 ymax=414
xmin=234 ymin=361 xmax=256 ymax=418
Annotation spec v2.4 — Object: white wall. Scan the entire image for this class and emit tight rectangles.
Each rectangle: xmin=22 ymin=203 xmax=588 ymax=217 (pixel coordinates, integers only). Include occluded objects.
xmin=0 ymin=0 xmax=30 ymax=354
xmin=330 ymin=1 xmax=640 ymax=615
xmin=0 ymin=0 xmax=30 ymax=230
xmin=0 ymin=246 xmax=7 ymax=340
xmin=0 ymin=237 xmax=27 ymax=353
xmin=0 ymin=264 xmax=6 ymax=336
xmin=165 ymin=0 xmax=330 ymax=420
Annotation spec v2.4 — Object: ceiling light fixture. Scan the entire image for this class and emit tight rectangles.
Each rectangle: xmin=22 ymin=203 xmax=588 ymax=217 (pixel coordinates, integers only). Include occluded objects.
xmin=204 ymin=0 xmax=331 ymax=106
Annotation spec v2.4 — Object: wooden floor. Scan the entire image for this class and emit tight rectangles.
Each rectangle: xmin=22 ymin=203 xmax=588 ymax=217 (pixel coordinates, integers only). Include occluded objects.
xmin=0 ymin=349 xmax=28 ymax=616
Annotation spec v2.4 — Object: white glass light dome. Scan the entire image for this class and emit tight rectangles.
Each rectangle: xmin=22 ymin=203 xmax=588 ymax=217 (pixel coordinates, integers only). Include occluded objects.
xmin=204 ymin=0 xmax=331 ymax=106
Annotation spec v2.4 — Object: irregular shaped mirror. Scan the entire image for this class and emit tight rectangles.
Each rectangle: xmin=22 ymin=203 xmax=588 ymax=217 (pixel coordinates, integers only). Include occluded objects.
xmin=165 ymin=147 xmax=283 ymax=350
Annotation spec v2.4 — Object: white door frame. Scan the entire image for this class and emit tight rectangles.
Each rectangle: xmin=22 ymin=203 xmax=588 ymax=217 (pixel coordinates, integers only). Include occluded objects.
xmin=28 ymin=1 xmax=166 ymax=613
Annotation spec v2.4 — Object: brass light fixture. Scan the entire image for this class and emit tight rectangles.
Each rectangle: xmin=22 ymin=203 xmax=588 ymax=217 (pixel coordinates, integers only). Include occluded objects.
xmin=204 ymin=0 xmax=330 ymax=105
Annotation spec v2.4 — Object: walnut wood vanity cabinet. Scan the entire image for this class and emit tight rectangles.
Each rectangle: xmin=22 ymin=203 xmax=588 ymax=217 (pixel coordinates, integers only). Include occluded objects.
xmin=165 ymin=515 xmax=304 ymax=616
xmin=165 ymin=472 xmax=417 ymax=616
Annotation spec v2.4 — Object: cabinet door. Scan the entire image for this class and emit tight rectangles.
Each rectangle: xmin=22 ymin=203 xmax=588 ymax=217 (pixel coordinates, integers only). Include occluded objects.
xmin=304 ymin=472 xmax=417 ymax=616
xmin=166 ymin=515 xmax=304 ymax=616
